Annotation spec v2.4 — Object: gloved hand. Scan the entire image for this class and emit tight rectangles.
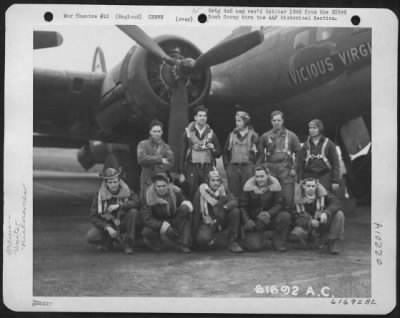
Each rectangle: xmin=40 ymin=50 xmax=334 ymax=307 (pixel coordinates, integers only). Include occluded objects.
xmin=192 ymin=143 xmax=203 ymax=151
xmin=331 ymin=183 xmax=340 ymax=191
xmin=254 ymin=220 xmax=265 ymax=231
xmin=210 ymin=219 xmax=218 ymax=232
xmin=311 ymin=219 xmax=320 ymax=228
xmin=244 ymin=219 xmax=256 ymax=231
xmin=257 ymin=211 xmax=271 ymax=226
xmin=102 ymin=213 xmax=113 ymax=221
xmin=105 ymin=225 xmax=119 ymax=239
xmin=166 ymin=227 xmax=179 ymax=241
xmin=107 ymin=204 xmax=120 ymax=213
xmin=179 ymin=174 xmax=186 ymax=183
xmin=320 ymin=212 xmax=328 ymax=224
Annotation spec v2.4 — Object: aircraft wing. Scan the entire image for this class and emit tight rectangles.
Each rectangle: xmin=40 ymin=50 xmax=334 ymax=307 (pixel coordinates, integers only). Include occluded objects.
xmin=33 ymin=68 xmax=106 ymax=143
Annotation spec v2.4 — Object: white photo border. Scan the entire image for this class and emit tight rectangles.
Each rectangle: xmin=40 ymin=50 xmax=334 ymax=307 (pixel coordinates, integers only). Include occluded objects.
xmin=3 ymin=4 xmax=398 ymax=314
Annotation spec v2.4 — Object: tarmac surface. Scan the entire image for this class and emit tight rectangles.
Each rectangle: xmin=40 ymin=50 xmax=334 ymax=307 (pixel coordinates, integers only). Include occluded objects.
xmin=33 ymin=148 xmax=371 ymax=298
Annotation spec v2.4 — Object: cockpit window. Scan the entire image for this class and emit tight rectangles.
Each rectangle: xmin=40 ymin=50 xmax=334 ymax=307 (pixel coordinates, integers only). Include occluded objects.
xmin=352 ymin=27 xmax=369 ymax=33
xmin=316 ymin=28 xmax=334 ymax=41
xmin=293 ymin=30 xmax=310 ymax=50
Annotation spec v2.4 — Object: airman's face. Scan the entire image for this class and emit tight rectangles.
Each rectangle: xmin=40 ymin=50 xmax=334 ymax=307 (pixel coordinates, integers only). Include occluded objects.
xmin=150 ymin=125 xmax=163 ymax=142
xmin=271 ymin=114 xmax=284 ymax=130
xmin=235 ymin=116 xmax=245 ymax=129
xmin=154 ymin=180 xmax=168 ymax=196
xmin=195 ymin=111 xmax=207 ymax=126
xmin=309 ymin=122 xmax=320 ymax=137
xmin=209 ymin=177 xmax=221 ymax=191
xmin=302 ymin=180 xmax=317 ymax=196
xmin=255 ymin=169 xmax=268 ymax=187
xmin=106 ymin=177 xmax=120 ymax=194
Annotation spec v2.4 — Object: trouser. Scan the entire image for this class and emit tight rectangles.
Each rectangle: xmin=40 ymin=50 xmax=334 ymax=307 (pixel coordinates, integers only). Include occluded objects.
xmin=193 ymin=207 xmax=241 ymax=248
xmin=280 ymin=183 xmax=295 ymax=211
xmin=184 ymin=162 xmax=214 ymax=200
xmin=292 ymin=210 xmax=345 ymax=242
xmin=86 ymin=208 xmax=140 ymax=246
xmin=267 ymin=161 xmax=295 ymax=210
xmin=326 ymin=210 xmax=345 ymax=240
xmin=142 ymin=206 xmax=192 ymax=247
xmin=140 ymin=172 xmax=152 ymax=201
xmin=243 ymin=211 xmax=291 ymax=251
xmin=226 ymin=163 xmax=254 ymax=197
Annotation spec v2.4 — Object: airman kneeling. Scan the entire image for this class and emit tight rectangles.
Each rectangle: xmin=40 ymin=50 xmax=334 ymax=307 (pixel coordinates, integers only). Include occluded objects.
xmin=291 ymin=178 xmax=345 ymax=254
xmin=141 ymin=172 xmax=193 ymax=254
xmin=239 ymin=165 xmax=291 ymax=252
xmin=86 ymin=167 xmax=141 ymax=255
xmin=192 ymin=169 xmax=243 ymax=253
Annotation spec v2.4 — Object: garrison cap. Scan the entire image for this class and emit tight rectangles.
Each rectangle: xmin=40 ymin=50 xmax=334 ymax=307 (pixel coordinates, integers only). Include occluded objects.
xmin=235 ymin=104 xmax=250 ymax=120
xmin=100 ymin=167 xmax=121 ymax=180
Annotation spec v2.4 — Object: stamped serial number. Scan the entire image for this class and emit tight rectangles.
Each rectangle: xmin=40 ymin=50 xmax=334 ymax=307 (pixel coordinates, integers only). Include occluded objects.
xmin=254 ymin=285 xmax=331 ymax=297
xmin=331 ymin=298 xmax=376 ymax=305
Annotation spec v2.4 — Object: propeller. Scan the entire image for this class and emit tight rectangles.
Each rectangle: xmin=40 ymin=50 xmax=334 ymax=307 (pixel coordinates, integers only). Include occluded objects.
xmin=194 ymin=30 xmax=264 ymax=70
xmin=116 ymin=25 xmax=175 ymax=66
xmin=117 ymin=25 xmax=264 ymax=173
xmin=168 ymin=79 xmax=189 ymax=174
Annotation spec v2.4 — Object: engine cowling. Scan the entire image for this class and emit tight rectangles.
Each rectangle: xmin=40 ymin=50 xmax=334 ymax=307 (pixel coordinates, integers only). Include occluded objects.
xmin=96 ymin=35 xmax=211 ymax=135
xmin=77 ymin=140 xmax=130 ymax=170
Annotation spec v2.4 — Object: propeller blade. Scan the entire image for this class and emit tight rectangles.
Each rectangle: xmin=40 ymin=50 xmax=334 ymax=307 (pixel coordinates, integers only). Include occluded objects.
xmin=168 ymin=80 xmax=189 ymax=173
xmin=194 ymin=30 xmax=264 ymax=70
xmin=117 ymin=25 xmax=175 ymax=65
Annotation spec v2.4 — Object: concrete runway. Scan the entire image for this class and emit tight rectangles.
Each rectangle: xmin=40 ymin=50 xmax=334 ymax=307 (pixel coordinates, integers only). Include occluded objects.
xmin=33 ymin=148 xmax=371 ymax=298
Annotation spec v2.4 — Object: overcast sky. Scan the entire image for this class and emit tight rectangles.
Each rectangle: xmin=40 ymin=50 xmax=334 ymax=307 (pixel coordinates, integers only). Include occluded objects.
xmin=34 ymin=25 xmax=236 ymax=72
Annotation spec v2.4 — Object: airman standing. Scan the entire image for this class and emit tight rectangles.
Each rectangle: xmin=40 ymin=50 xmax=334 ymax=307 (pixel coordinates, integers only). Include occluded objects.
xmin=258 ymin=110 xmax=301 ymax=210
xmin=297 ymin=119 xmax=340 ymax=192
xmin=179 ymin=105 xmax=221 ymax=200
xmin=223 ymin=106 xmax=259 ymax=197
xmin=137 ymin=119 xmax=174 ymax=198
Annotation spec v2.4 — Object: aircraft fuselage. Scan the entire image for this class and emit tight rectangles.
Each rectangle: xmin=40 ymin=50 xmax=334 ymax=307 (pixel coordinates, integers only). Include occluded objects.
xmin=208 ymin=26 xmax=371 ymax=142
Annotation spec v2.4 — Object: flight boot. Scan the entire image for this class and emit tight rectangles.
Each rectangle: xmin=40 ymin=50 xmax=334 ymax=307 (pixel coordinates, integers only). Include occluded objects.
xmin=328 ymin=239 xmax=339 ymax=255
xmin=97 ymin=236 xmax=113 ymax=252
xmin=124 ymin=238 xmax=135 ymax=255
xmin=290 ymin=226 xmax=308 ymax=248
xmin=177 ymin=245 xmax=192 ymax=254
xmin=273 ymin=244 xmax=288 ymax=252
xmin=143 ymin=237 xmax=162 ymax=253
xmin=228 ymin=237 xmax=244 ymax=253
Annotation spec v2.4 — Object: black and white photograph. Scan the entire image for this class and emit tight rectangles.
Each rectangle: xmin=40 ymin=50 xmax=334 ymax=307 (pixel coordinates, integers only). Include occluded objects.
xmin=3 ymin=4 xmax=397 ymax=314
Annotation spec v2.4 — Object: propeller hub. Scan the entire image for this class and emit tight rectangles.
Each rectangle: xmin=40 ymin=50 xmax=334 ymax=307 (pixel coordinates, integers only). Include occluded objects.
xmin=177 ymin=58 xmax=196 ymax=78
xmin=143 ymin=35 xmax=212 ymax=105
xmin=160 ymin=62 xmax=182 ymax=89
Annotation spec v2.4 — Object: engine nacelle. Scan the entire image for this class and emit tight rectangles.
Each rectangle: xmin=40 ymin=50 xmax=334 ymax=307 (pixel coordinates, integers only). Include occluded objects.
xmin=77 ymin=140 xmax=129 ymax=170
xmin=96 ymin=35 xmax=211 ymax=134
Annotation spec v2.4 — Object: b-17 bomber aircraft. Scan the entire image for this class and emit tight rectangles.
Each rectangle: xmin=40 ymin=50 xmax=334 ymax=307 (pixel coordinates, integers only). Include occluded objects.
xmin=33 ymin=25 xmax=371 ymax=202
